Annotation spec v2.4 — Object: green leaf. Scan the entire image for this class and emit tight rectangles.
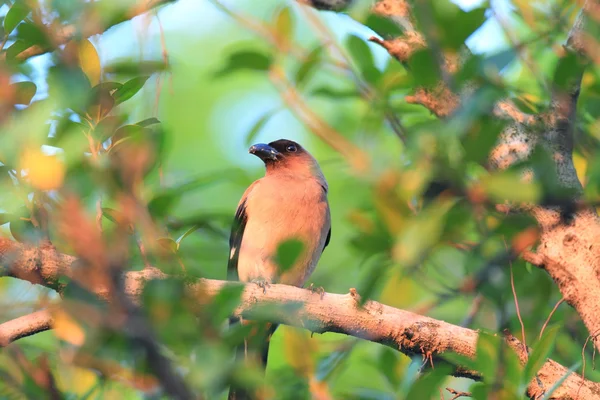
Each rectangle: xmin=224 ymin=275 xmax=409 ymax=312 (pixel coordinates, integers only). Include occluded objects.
xmin=4 ymin=0 xmax=30 ymax=34
xmin=407 ymin=49 xmax=440 ymax=87
xmin=315 ymin=343 xmax=356 ymax=381
xmin=482 ymin=172 xmax=541 ymax=204
xmin=462 ymin=117 xmax=505 ymax=164
xmin=442 ymin=6 xmax=486 ymax=49
xmin=137 ymin=117 xmax=161 ymax=127
xmin=113 ymin=76 xmax=150 ymax=104
xmin=48 ymin=65 xmax=92 ymax=112
xmin=207 ymin=284 xmax=244 ymax=326
xmin=0 ymin=165 xmax=14 ymax=186
xmin=346 ymin=34 xmax=380 ymax=84
xmin=87 ymin=85 xmax=115 ymax=121
xmin=112 ymin=124 xmax=148 ymax=144
xmin=216 ymin=50 xmax=273 ymax=76
xmin=404 ymin=365 xmax=452 ymax=399
xmin=522 ymin=325 xmax=560 ymax=387
xmin=399 ymin=357 xmax=422 ymax=395
xmin=394 ymin=199 xmax=456 ymax=266
xmin=275 ymin=239 xmax=304 ymax=272
xmin=104 ymin=60 xmax=168 ymax=75
xmin=101 ymin=208 xmax=132 ymax=233
xmin=418 ymin=2 xmax=486 ymax=50
xmin=148 ymin=193 xmax=177 ymax=219
xmin=310 ymin=86 xmax=359 ymax=99
xmin=48 ymin=117 xmax=87 ymax=146
xmin=553 ymin=52 xmax=582 ymax=91
xmin=9 ymin=216 xmax=36 ymax=243
xmin=16 ymin=22 xmax=49 ymax=48
xmin=5 ymin=39 xmax=31 ymax=61
xmin=176 ymin=225 xmax=200 ymax=248
xmin=378 ymin=347 xmax=400 ymax=387
xmin=273 ymin=6 xmax=294 ymax=42
xmin=541 ymin=361 xmax=582 ymax=400
xmin=0 ymin=213 xmax=13 ymax=226
xmin=475 ymin=331 xmax=500 ymax=382
xmin=157 ymin=237 xmax=178 ymax=254
xmin=245 ymin=110 xmax=279 ymax=146
xmin=295 ymin=46 xmax=323 ymax=88
xmin=94 ymin=115 xmax=124 ymax=142
xmin=93 ymin=81 xmax=123 ymax=94
xmin=11 ymin=81 xmax=36 ymax=105
xmin=364 ymin=14 xmax=403 ymax=38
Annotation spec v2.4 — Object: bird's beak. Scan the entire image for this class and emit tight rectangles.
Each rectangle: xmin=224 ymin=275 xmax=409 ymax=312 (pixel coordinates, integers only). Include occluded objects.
xmin=249 ymin=143 xmax=280 ymax=161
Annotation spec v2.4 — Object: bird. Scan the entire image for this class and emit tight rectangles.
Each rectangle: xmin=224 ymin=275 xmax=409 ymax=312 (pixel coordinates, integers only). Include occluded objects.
xmin=227 ymin=139 xmax=331 ymax=400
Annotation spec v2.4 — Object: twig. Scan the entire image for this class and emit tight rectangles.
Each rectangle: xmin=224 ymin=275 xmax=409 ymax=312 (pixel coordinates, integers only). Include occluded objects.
xmin=539 ymin=298 xmax=565 ymax=339
xmin=446 ymin=387 xmax=472 ymax=400
xmin=505 ymin=236 xmax=527 ymax=350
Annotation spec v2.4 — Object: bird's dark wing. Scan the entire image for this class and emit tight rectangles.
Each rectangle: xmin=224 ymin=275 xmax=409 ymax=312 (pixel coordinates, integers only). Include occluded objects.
xmin=228 ymin=181 xmax=260 ymax=281
xmin=227 ymin=198 xmax=248 ymax=282
xmin=322 ymin=226 xmax=331 ymax=254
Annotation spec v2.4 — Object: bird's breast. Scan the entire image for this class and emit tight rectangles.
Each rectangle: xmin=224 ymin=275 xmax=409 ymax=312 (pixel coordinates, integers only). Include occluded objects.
xmin=238 ymin=179 xmax=330 ymax=286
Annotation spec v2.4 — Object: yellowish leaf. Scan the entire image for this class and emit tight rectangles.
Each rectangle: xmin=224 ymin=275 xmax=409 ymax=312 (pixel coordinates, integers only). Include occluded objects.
xmin=486 ymin=216 xmax=500 ymax=230
xmin=56 ymin=365 xmax=98 ymax=395
xmin=283 ymin=326 xmax=317 ymax=377
xmin=308 ymin=376 xmax=332 ymax=400
xmin=78 ymin=39 xmax=101 ymax=86
xmin=53 ymin=308 xmax=85 ymax=346
xmin=19 ymin=147 xmax=65 ymax=191
xmin=380 ymin=272 xmax=417 ymax=309
xmin=573 ymin=152 xmax=587 ymax=186
xmin=514 ymin=0 xmax=535 ymax=28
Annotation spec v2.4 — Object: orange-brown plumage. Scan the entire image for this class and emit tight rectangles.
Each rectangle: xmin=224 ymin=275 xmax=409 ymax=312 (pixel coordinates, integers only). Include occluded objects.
xmin=227 ymin=139 xmax=331 ymax=400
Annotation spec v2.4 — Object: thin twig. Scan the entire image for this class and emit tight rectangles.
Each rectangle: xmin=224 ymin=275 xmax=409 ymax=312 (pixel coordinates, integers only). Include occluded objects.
xmin=446 ymin=387 xmax=472 ymax=400
xmin=504 ymin=237 xmax=527 ymax=350
xmin=539 ymin=298 xmax=565 ymax=339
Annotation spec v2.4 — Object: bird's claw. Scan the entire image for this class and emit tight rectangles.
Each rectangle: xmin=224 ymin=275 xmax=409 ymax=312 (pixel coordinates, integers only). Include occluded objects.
xmin=252 ymin=279 xmax=271 ymax=294
xmin=308 ymin=283 xmax=325 ymax=299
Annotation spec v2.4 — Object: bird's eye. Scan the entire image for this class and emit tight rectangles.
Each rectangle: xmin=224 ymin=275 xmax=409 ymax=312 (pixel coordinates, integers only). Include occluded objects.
xmin=286 ymin=145 xmax=297 ymax=152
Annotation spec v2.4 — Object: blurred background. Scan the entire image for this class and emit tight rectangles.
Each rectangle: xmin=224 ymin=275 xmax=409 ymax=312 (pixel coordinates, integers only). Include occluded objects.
xmin=0 ymin=0 xmax=597 ymax=399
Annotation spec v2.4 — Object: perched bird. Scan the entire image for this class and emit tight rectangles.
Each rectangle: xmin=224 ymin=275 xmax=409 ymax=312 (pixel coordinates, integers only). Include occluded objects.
xmin=227 ymin=139 xmax=331 ymax=400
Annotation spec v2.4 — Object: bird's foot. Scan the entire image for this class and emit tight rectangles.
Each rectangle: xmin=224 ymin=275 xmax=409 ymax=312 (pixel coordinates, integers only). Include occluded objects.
xmin=251 ymin=278 xmax=271 ymax=294
xmin=308 ymin=283 xmax=325 ymax=299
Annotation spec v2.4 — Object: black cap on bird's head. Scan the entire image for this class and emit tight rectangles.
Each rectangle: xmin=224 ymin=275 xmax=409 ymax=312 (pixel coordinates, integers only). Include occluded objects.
xmin=248 ymin=139 xmax=305 ymax=164
xmin=249 ymin=138 xmax=327 ymax=187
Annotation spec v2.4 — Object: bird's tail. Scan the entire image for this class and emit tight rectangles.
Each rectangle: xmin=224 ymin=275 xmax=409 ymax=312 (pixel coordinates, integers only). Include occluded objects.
xmin=227 ymin=322 xmax=278 ymax=400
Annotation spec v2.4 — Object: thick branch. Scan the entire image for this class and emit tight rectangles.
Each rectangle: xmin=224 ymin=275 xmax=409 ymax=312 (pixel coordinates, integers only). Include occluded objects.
xmin=0 ymin=310 xmax=53 ymax=346
xmin=1 ymin=238 xmax=599 ymax=399
xmin=1 ymin=0 xmax=176 ymax=62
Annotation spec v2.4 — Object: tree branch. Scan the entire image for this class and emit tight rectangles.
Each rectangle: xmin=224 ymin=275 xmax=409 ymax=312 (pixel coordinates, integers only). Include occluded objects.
xmin=0 ymin=310 xmax=53 ymax=346
xmin=1 ymin=238 xmax=599 ymax=399
xmin=1 ymin=0 xmax=177 ymax=62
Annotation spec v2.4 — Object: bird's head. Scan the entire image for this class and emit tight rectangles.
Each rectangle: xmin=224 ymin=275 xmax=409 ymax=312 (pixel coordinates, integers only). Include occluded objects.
xmin=249 ymin=139 xmax=327 ymax=187
xmin=249 ymin=139 xmax=305 ymax=163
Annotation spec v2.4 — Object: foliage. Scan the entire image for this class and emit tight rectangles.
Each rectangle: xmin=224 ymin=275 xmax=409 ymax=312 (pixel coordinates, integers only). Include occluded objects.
xmin=0 ymin=0 xmax=598 ymax=399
